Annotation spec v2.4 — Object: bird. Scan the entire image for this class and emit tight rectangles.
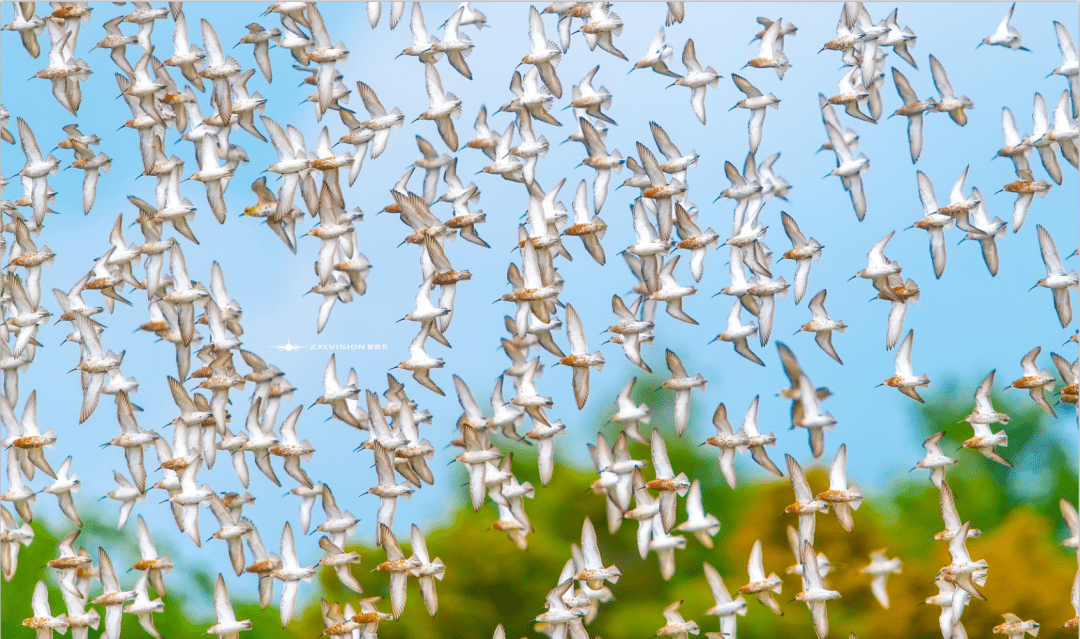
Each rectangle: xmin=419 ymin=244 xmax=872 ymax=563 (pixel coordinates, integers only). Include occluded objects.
xmin=557 ymin=304 xmax=604 ymax=409
xmin=417 ymin=61 xmax=462 ymax=152
xmin=779 ymin=213 xmax=823 ymax=305
xmin=206 ymin=574 xmax=252 ymax=639
xmin=796 ymin=290 xmax=846 ymax=365
xmin=745 ymin=17 xmax=790 ymax=78
xmin=731 ymin=74 xmax=777 ymax=153
xmin=577 ymin=117 xmax=623 ymax=214
xmin=890 ymin=67 xmax=937 ymax=163
xmin=673 ymin=39 xmax=721 ymax=125
xmin=369 ymin=441 xmax=415 ymax=528
xmin=993 ymin=614 xmax=1040 ymax=639
xmin=42 ymin=456 xmax=81 ymax=526
xmin=785 ymin=455 xmax=828 ymax=551
xmin=815 ymin=444 xmax=863 ymax=532
xmin=655 ymin=600 xmax=700 ymax=639
xmin=937 ymin=481 xmax=989 ymax=541
xmin=579 ymin=2 xmax=627 ymax=61
xmin=956 ymin=188 xmax=1006 ymax=277
xmin=914 ymin=431 xmax=957 ymax=488
xmin=711 ymin=300 xmax=764 ymax=367
xmin=737 ymin=540 xmax=784 ymax=616
xmin=860 ymin=550 xmax=902 ymax=609
xmin=22 ymin=580 xmax=69 ymax=639
xmin=1033 ymin=224 xmax=1078 ymax=328
xmin=796 ymin=541 xmax=841 ymax=639
xmin=632 ymin=27 xmax=681 ymax=78
xmin=407 ymin=525 xmax=445 ymax=616
xmin=198 ymin=19 xmax=241 ymax=122
xmin=661 ymin=350 xmax=707 ymax=437
xmin=937 ymin=521 xmax=989 ymax=601
xmin=574 ymin=517 xmax=622 ymax=588
xmin=521 ymin=5 xmax=563 ymax=97
xmin=1051 ymin=21 xmax=1079 ymax=118
xmin=648 ymin=427 xmax=691 ymax=532
xmin=1007 ymin=346 xmax=1057 ymax=417
xmin=979 ymin=3 xmax=1029 ymax=51
xmin=912 ymin=170 xmax=957 ymax=279
xmin=880 ymin=330 xmax=930 ymax=403
xmin=270 ymin=522 xmax=316 ymax=627
xmin=562 ymin=180 xmax=608 ymax=265
xmin=792 ymin=373 xmax=837 ymax=459
xmin=607 ymin=376 xmax=652 ymax=444
xmin=674 ymin=479 xmax=720 ymax=548
xmin=822 ymin=111 xmax=870 ymax=220
xmin=929 ymin=54 xmax=974 ymax=126
xmin=852 ymin=231 xmax=902 ymax=301
xmin=1001 ymin=168 xmax=1051 ymax=233
xmin=376 ymin=524 xmax=422 ymax=620
xmin=91 ymin=547 xmax=138 ymax=639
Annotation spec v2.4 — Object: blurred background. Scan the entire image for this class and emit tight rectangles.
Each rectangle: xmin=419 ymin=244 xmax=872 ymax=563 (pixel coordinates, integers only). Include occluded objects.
xmin=1 ymin=1 xmax=1077 ymax=638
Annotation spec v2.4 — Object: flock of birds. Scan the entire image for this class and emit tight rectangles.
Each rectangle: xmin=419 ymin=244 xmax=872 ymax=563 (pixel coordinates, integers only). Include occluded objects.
xmin=0 ymin=2 xmax=1078 ymax=639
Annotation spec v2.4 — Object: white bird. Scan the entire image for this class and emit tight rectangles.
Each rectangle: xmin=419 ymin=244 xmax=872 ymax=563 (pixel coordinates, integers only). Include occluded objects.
xmin=881 ymin=330 xmax=930 ymax=403
xmin=914 ymin=431 xmax=957 ymax=488
xmin=42 ymin=456 xmax=81 ymax=526
xmin=369 ymin=441 xmax=415 ymax=529
xmin=979 ymin=3 xmax=1028 ymax=51
xmin=785 ymin=454 xmax=828 ymax=552
xmin=929 ymin=54 xmax=973 ymax=126
xmin=779 ymin=212 xmax=823 ymax=305
xmin=1 ymin=506 xmax=34 ymax=582
xmin=648 ymin=427 xmax=691 ymax=532
xmin=710 ymin=300 xmax=763 ymax=367
xmin=574 ymin=517 xmax=621 ymax=589
xmin=746 ymin=16 xmax=790 ymax=79
xmin=860 ymin=549 xmax=902 ymax=609
xmin=317 ymin=536 xmax=363 ymax=594
xmin=608 ymin=376 xmax=652 ymax=445
xmin=198 ymin=19 xmax=241 ymax=122
xmin=1051 ymin=21 xmax=1079 ymax=118
xmin=730 ymin=74 xmax=777 ymax=153
xmin=673 ymin=39 xmax=721 ymax=125
xmin=956 ymin=188 xmax=1005 ymax=277
xmin=417 ymin=61 xmax=462 ymax=152
xmin=937 ymin=521 xmax=989 ymax=602
xmin=796 ymin=290 xmax=846 ymax=365
xmin=674 ymin=479 xmax=720 ymax=548
xmin=23 ymin=580 xmax=69 ymax=639
xmin=376 ymin=524 xmax=422 ymax=620
xmin=1034 ymin=224 xmax=1078 ymax=329
xmin=120 ymin=570 xmax=163 ymax=639
xmin=558 ymin=304 xmax=604 ymax=409
xmin=408 ymin=524 xmax=444 ymax=616
xmin=816 ymin=444 xmax=863 ymax=532
xmin=521 ymin=5 xmax=563 ymax=97
xmin=737 ymin=539 xmax=784 ymax=615
xmin=271 ymin=522 xmax=316 ymax=627
xmin=92 ymin=548 xmax=138 ymax=639
xmin=206 ymin=574 xmax=252 ymax=639
xmin=796 ymin=540 xmax=841 ymax=639
xmin=661 ymin=349 xmax=707 ymax=437
xmin=632 ymin=27 xmax=681 ymax=78
xmin=702 ymin=563 xmax=747 ymax=639
xmin=823 ymin=115 xmax=869 ymax=221
xmin=578 ymin=117 xmax=623 ymax=214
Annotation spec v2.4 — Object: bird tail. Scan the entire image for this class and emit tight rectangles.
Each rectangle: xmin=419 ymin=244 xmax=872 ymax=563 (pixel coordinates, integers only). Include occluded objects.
xmin=704 ymin=68 xmax=720 ymax=88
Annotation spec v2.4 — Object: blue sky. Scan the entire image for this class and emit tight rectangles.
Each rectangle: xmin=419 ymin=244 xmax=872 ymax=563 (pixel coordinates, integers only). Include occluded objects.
xmin=2 ymin=1 xmax=1077 ymax=617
